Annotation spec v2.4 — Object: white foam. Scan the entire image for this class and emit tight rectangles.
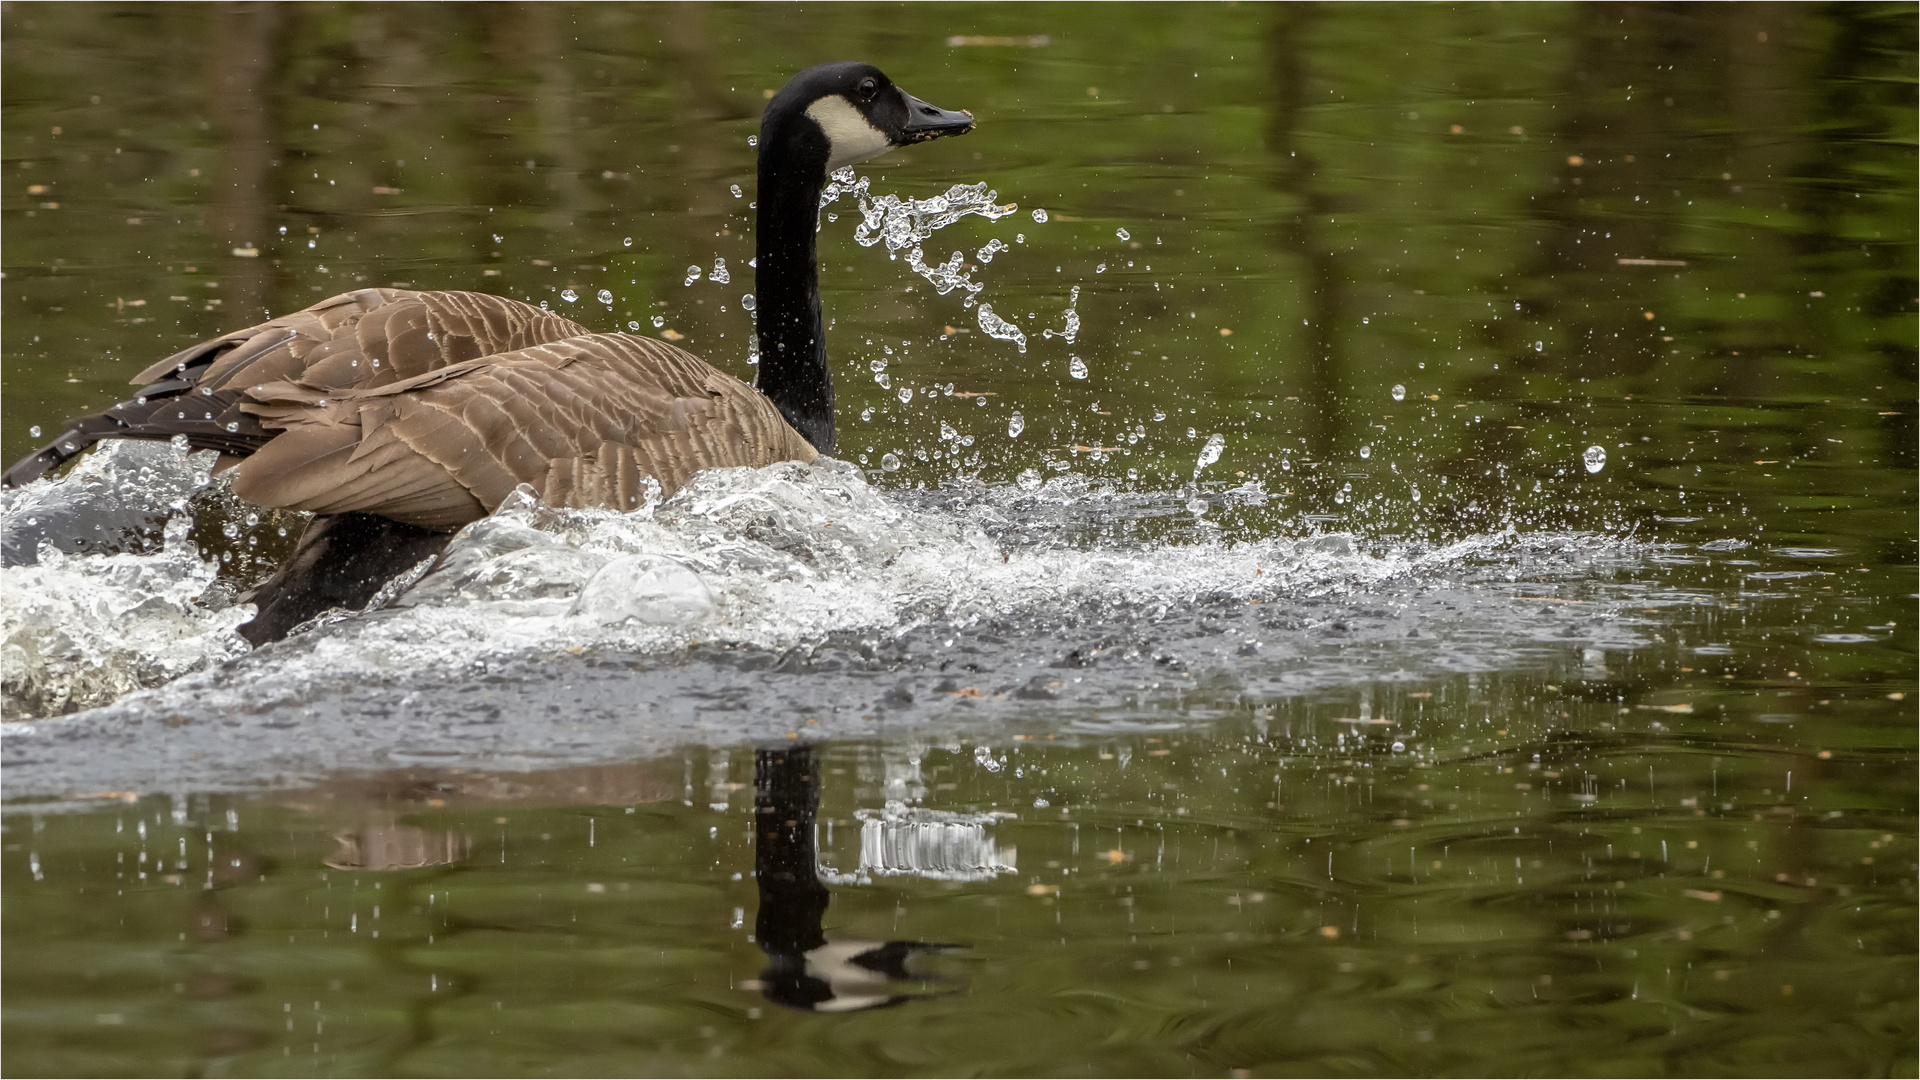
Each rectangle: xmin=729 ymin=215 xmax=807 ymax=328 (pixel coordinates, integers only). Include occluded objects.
xmin=4 ymin=452 xmax=1645 ymax=722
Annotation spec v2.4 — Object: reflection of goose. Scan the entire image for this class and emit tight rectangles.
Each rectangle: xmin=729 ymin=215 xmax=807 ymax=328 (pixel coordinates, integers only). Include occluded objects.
xmin=2 ymin=63 xmax=974 ymax=644
xmin=752 ymin=746 xmax=962 ymax=1012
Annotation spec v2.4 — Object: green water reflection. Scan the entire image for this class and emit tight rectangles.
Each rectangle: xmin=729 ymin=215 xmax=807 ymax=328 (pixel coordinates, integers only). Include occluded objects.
xmin=2 ymin=2 xmax=1915 ymax=1075
xmin=4 ymin=675 xmax=1914 ymax=1076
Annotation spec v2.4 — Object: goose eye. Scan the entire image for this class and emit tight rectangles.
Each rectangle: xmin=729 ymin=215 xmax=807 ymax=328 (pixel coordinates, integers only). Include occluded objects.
xmin=857 ymin=77 xmax=878 ymax=101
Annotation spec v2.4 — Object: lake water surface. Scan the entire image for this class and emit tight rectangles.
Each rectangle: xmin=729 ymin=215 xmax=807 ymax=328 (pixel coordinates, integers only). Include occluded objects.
xmin=2 ymin=4 xmax=1915 ymax=1076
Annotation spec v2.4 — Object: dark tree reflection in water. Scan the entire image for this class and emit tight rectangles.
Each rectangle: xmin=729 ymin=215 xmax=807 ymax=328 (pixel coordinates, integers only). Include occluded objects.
xmin=1 ymin=3 xmax=1913 ymax=1076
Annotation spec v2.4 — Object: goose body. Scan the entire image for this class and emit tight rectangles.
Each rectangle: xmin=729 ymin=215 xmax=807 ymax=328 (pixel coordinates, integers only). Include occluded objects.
xmin=3 ymin=63 xmax=973 ymax=643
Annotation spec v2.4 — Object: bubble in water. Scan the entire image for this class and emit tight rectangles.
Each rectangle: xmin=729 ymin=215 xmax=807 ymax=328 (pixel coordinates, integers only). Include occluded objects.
xmin=651 ymin=314 xmax=666 ymax=328
xmin=1031 ymin=208 xmax=1048 ymax=223
xmin=596 ymin=289 xmax=613 ymax=305
xmin=29 ymin=425 xmax=40 ymax=438
xmin=710 ymin=258 xmax=730 ymax=284
xmin=1068 ymin=356 xmax=1088 ymax=380
xmin=1391 ymin=741 xmax=1406 ymax=753
xmin=1584 ymin=445 xmax=1607 ymax=473
xmin=560 ymin=288 xmax=579 ymax=303
xmin=1008 ymin=411 xmax=1025 ymax=438
xmin=1015 ymin=468 xmax=1042 ymax=491
xmin=897 ymin=386 xmax=913 ymax=404
xmin=1194 ymin=432 xmax=1225 ymax=475
xmin=1116 ymin=227 xmax=1130 ymax=241
xmin=1359 ymin=445 xmax=1371 ymax=459
xmin=568 ymin=555 xmax=716 ymax=626
xmin=1391 ymin=384 xmax=1406 ymax=401
xmin=683 ymin=265 xmax=703 ymax=286
xmin=975 ymin=303 xmax=1027 ymax=352
xmin=880 ymin=452 xmax=901 ymax=472
xmin=741 ymin=293 xmax=756 ymax=312
xmin=730 ymin=184 xmax=743 ymax=198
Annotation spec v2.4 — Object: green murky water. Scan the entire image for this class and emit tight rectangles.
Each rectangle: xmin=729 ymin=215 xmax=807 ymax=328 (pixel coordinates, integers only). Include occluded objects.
xmin=3 ymin=3 xmax=1915 ymax=1076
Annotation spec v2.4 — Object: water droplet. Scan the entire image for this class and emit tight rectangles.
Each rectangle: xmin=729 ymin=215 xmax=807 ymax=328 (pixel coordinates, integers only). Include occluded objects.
xmin=1008 ymin=412 xmax=1026 ymax=439
xmin=710 ymin=258 xmax=730 ymax=284
xmin=741 ymin=293 xmax=756 ymax=312
xmin=622 ymin=237 xmax=633 ymax=247
xmin=1194 ymin=433 xmax=1226 ymax=475
xmin=975 ymin=304 xmax=1027 ymax=352
xmin=1391 ymin=741 xmax=1406 ymax=753
xmin=225 ymin=421 xmax=238 ymax=433
xmin=880 ymin=452 xmax=901 ymax=472
xmin=1095 ymin=263 xmax=1108 ymax=273
xmin=1534 ymin=340 xmax=1545 ymax=352
xmin=940 ymin=421 xmax=958 ymax=441
xmin=1187 ymin=498 xmax=1209 ymax=516
xmin=560 ymin=288 xmax=579 ymax=303
xmin=1153 ymin=409 xmax=1166 ymax=422
xmin=29 ymin=425 xmax=40 ymax=438
xmin=1116 ymin=227 xmax=1131 ymax=241
xmin=1411 ymin=485 xmax=1421 ymax=502
xmin=1391 ymin=384 xmax=1406 ymax=401
xmin=628 ymin=321 xmax=641 ymax=331
xmin=1584 ymin=445 xmax=1607 ymax=473
xmin=683 ymin=265 xmax=703 ymax=286
xmin=492 ymin=234 xmax=503 ymax=244
xmin=729 ymin=184 xmax=743 ymax=198
xmin=651 ymin=315 xmax=666 ymax=328
xmin=596 ymin=289 xmax=613 ymax=305
xmin=1359 ymin=445 xmax=1371 ymax=459
xmin=1068 ymin=356 xmax=1088 ymax=380
xmin=897 ymin=386 xmax=913 ymax=404
xmin=1031 ymin=208 xmax=1048 ymax=223
xmin=747 ymin=135 xmax=758 ymax=147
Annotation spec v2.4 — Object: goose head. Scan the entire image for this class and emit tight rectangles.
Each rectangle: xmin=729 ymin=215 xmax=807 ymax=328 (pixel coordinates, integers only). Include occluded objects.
xmin=763 ymin=61 xmax=975 ymax=177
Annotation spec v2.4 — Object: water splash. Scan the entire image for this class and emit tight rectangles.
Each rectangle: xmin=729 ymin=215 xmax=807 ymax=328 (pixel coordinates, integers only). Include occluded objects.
xmin=976 ymin=304 xmax=1028 ymax=352
xmin=1044 ymin=285 xmax=1080 ymax=344
xmin=1194 ymin=433 xmax=1226 ymax=477
xmin=821 ymin=169 xmax=1018 ymax=302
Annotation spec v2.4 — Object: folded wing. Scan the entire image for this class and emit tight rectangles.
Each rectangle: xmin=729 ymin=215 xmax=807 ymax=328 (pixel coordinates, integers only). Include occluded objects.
xmin=231 ymin=333 xmax=817 ymax=529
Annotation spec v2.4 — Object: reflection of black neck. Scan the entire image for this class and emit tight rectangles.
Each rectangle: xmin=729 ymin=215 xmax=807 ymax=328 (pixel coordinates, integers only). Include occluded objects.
xmin=754 ymin=747 xmax=832 ymax=1005
xmin=754 ymin=113 xmax=835 ymax=455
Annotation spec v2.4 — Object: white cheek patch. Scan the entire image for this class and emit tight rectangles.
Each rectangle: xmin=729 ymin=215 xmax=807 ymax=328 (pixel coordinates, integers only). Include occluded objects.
xmin=806 ymin=95 xmax=894 ymax=172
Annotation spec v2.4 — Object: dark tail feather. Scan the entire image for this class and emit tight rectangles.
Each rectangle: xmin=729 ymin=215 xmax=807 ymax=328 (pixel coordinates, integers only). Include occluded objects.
xmin=3 ymin=378 xmax=273 ymax=489
xmin=237 ymin=512 xmax=450 ymax=646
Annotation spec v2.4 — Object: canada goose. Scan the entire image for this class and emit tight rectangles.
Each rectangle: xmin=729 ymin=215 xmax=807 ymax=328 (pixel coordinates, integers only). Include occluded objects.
xmin=3 ymin=62 xmax=974 ymax=644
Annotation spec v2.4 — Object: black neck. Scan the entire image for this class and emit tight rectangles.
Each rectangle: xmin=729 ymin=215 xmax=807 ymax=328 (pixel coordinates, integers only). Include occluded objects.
xmin=754 ymin=130 xmax=835 ymax=456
